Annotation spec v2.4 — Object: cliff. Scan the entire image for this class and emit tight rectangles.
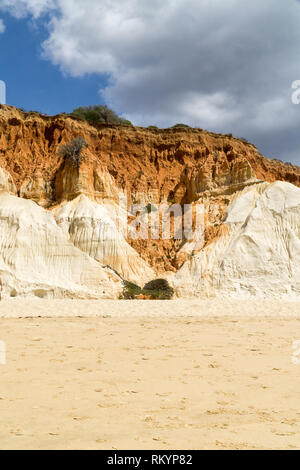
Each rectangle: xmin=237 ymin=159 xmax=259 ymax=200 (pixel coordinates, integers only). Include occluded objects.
xmin=0 ymin=104 xmax=299 ymax=298
xmin=1 ymin=105 xmax=299 ymax=204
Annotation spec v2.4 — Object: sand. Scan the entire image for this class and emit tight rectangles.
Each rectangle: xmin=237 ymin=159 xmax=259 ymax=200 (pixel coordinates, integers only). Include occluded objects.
xmin=0 ymin=299 xmax=300 ymax=450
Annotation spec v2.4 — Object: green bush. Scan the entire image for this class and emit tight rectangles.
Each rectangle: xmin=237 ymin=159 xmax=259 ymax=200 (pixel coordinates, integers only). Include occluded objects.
xmin=122 ymin=281 xmax=141 ymax=299
xmin=148 ymin=125 xmax=158 ymax=129
xmin=172 ymin=123 xmax=191 ymax=128
xmin=121 ymin=119 xmax=133 ymax=126
xmin=120 ymin=279 xmax=174 ymax=300
xmin=142 ymin=279 xmax=174 ymax=300
xmin=58 ymin=136 xmax=88 ymax=170
xmin=71 ymin=105 xmax=133 ymax=126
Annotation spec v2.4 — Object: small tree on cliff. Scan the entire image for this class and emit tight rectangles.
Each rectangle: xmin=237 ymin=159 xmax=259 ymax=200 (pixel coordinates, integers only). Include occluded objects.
xmin=59 ymin=136 xmax=88 ymax=171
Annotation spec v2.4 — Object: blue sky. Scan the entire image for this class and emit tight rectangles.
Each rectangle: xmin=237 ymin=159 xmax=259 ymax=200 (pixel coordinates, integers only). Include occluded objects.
xmin=0 ymin=0 xmax=299 ymax=165
xmin=0 ymin=13 xmax=106 ymax=115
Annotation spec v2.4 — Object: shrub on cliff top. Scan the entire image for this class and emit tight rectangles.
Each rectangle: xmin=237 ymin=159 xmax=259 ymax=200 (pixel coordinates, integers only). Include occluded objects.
xmin=172 ymin=123 xmax=191 ymax=129
xmin=71 ymin=105 xmax=132 ymax=126
xmin=59 ymin=136 xmax=88 ymax=170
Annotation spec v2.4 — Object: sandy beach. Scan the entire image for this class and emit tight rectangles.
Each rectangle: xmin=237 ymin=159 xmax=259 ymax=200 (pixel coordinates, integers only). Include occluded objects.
xmin=1 ymin=299 xmax=300 ymax=450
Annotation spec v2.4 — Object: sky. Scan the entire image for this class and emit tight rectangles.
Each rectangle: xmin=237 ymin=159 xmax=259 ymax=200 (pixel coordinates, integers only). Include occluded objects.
xmin=0 ymin=0 xmax=300 ymax=165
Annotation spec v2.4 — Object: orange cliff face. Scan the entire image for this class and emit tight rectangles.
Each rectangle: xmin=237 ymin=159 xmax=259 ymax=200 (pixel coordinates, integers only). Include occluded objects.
xmin=0 ymin=104 xmax=299 ymax=203
xmin=0 ymin=104 xmax=299 ymax=275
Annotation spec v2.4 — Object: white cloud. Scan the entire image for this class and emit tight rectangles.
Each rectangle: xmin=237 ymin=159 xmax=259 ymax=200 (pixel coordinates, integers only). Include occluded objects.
xmin=0 ymin=0 xmax=56 ymax=19
xmin=0 ymin=18 xmax=5 ymax=32
xmin=1 ymin=0 xmax=300 ymax=164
